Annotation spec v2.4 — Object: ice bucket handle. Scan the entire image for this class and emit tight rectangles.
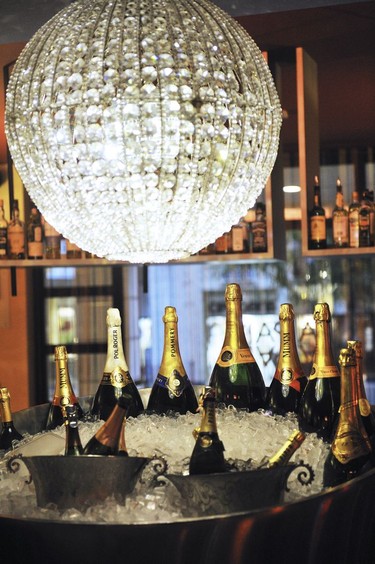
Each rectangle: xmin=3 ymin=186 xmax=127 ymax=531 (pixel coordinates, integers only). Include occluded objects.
xmin=6 ymin=454 xmax=33 ymax=485
xmin=139 ymin=455 xmax=168 ymax=487
xmin=285 ymin=461 xmax=315 ymax=492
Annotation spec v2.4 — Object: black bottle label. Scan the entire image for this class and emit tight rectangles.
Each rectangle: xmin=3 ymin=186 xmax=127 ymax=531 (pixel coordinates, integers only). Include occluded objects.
xmin=155 ymin=370 xmax=189 ymax=397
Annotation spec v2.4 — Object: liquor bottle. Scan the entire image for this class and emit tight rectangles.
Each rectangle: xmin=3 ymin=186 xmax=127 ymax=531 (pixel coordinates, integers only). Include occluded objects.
xmin=323 ymin=347 xmax=372 ymax=487
xmin=348 ymin=190 xmax=360 ymax=248
xmin=27 ymin=205 xmax=43 ymax=259
xmin=66 ymin=239 xmax=82 ymax=259
xmin=189 ymin=387 xmax=226 ymax=475
xmin=231 ymin=221 xmax=245 ymax=253
xmin=298 ymin=303 xmax=340 ymax=442
xmin=7 ymin=199 xmax=25 ymax=259
xmin=332 ymin=178 xmax=348 ymax=247
xmin=266 ymin=304 xmax=307 ymax=415
xmin=208 ymin=283 xmax=266 ymax=411
xmin=91 ymin=308 xmax=144 ymax=420
xmin=308 ymin=176 xmax=326 ymax=249
xmin=147 ymin=306 xmax=198 ymax=414
xmin=368 ymin=190 xmax=375 ymax=245
xmin=83 ymin=396 xmax=128 ymax=456
xmin=347 ymin=340 xmax=375 ymax=442
xmin=267 ymin=429 xmax=306 ymax=468
xmin=0 ymin=199 xmax=8 ymax=259
xmin=63 ymin=404 xmax=83 ymax=456
xmin=46 ymin=345 xmax=83 ymax=430
xmin=251 ymin=202 xmax=267 ymax=253
xmin=42 ymin=217 xmax=61 ymax=259
xmin=358 ymin=191 xmax=371 ymax=247
xmin=0 ymin=387 xmax=23 ymax=451
xmin=215 ymin=232 xmax=230 ymax=254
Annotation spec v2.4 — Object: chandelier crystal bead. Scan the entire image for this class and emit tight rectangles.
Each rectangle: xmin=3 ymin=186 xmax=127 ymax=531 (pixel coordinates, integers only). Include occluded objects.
xmin=5 ymin=0 xmax=282 ymax=263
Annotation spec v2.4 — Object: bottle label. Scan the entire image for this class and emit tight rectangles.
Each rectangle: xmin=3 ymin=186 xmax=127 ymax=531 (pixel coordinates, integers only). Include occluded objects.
xmin=349 ymin=214 xmax=359 ymax=247
xmin=333 ymin=216 xmax=348 ymax=244
xmin=0 ymin=227 xmax=6 ymax=255
xmin=28 ymin=241 xmax=43 ymax=257
xmin=359 ymin=398 xmax=371 ymax=417
xmin=231 ymin=227 xmax=244 ymax=252
xmin=8 ymin=226 xmax=25 ymax=255
xmin=310 ymin=216 xmax=326 ymax=240
xmin=217 ymin=346 xmax=255 ymax=367
xmin=332 ymin=423 xmax=370 ymax=464
xmin=309 ymin=363 xmax=339 ymax=379
xmin=155 ymin=370 xmax=189 ymax=397
xmin=274 ymin=367 xmax=302 ymax=391
xmin=52 ymin=366 xmax=78 ymax=407
xmin=101 ymin=368 xmax=132 ymax=389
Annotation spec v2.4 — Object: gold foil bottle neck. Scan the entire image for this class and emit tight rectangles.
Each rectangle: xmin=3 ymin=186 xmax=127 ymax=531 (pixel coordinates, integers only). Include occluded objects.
xmin=163 ymin=306 xmax=178 ymax=323
xmin=106 ymin=307 xmax=121 ymax=327
xmin=339 ymin=347 xmax=356 ymax=367
xmin=54 ymin=345 xmax=68 ymax=361
xmin=225 ymin=283 xmax=242 ymax=301
xmin=279 ymin=303 xmax=295 ymax=321
xmin=0 ymin=387 xmax=10 ymax=401
xmin=313 ymin=303 xmax=331 ymax=322
xmin=347 ymin=340 xmax=363 ymax=359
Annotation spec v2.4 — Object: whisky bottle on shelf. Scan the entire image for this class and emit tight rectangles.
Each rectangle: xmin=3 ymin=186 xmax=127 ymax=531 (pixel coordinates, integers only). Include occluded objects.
xmin=298 ymin=303 xmax=340 ymax=442
xmin=42 ymin=217 xmax=61 ymax=259
xmin=27 ymin=205 xmax=43 ymax=259
xmin=359 ymin=191 xmax=371 ymax=247
xmin=251 ymin=202 xmax=267 ymax=253
xmin=266 ymin=304 xmax=307 ymax=415
xmin=323 ymin=347 xmax=372 ymax=487
xmin=63 ymin=404 xmax=83 ymax=456
xmin=215 ymin=232 xmax=230 ymax=254
xmin=368 ymin=190 xmax=375 ymax=245
xmin=332 ymin=178 xmax=348 ymax=248
xmin=267 ymin=430 xmax=306 ymax=468
xmin=189 ymin=387 xmax=226 ymax=475
xmin=0 ymin=199 xmax=8 ymax=260
xmin=347 ymin=340 xmax=375 ymax=443
xmin=348 ymin=190 xmax=360 ymax=248
xmin=83 ymin=396 xmax=128 ymax=456
xmin=46 ymin=345 xmax=83 ymax=430
xmin=91 ymin=308 xmax=144 ymax=420
xmin=209 ymin=283 xmax=266 ymax=411
xmin=7 ymin=199 xmax=25 ymax=259
xmin=231 ymin=221 xmax=245 ymax=254
xmin=66 ymin=239 xmax=82 ymax=259
xmin=0 ymin=387 xmax=23 ymax=451
xmin=308 ymin=176 xmax=326 ymax=249
xmin=147 ymin=306 xmax=198 ymax=414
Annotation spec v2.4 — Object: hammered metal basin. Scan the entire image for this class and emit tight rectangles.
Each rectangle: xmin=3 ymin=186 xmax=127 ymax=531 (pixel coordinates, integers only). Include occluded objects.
xmin=10 ymin=455 xmax=150 ymax=510
xmin=166 ymin=465 xmax=297 ymax=517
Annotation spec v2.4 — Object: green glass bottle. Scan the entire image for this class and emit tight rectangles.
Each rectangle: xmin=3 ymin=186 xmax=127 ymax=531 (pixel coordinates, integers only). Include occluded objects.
xmin=308 ymin=176 xmax=327 ymax=249
xmin=63 ymin=404 xmax=83 ymax=456
xmin=209 ymin=283 xmax=265 ymax=411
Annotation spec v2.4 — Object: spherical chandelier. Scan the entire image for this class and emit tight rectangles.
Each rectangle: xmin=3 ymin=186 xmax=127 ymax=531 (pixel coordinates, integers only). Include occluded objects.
xmin=5 ymin=0 xmax=281 ymax=263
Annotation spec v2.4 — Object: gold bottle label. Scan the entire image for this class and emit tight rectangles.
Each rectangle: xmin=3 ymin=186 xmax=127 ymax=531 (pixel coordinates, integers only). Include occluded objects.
xmin=101 ymin=367 xmax=132 ymax=388
xmin=332 ymin=422 xmax=370 ymax=464
xmin=52 ymin=363 xmax=78 ymax=407
xmin=158 ymin=308 xmax=188 ymax=397
xmin=217 ymin=346 xmax=255 ymax=367
xmin=274 ymin=368 xmax=302 ymax=391
xmin=309 ymin=363 xmax=339 ymax=379
xmin=359 ymin=398 xmax=371 ymax=417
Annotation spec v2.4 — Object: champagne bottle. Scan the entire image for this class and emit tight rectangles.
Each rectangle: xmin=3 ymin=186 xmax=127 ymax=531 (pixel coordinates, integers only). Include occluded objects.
xmin=91 ymin=308 xmax=144 ymax=420
xmin=298 ymin=303 xmax=340 ymax=442
xmin=0 ymin=199 xmax=8 ymax=259
xmin=7 ymin=199 xmax=25 ymax=259
xmin=27 ymin=205 xmax=43 ymax=259
xmin=209 ymin=283 xmax=266 ymax=411
xmin=251 ymin=202 xmax=267 ymax=253
xmin=308 ymin=176 xmax=327 ymax=249
xmin=118 ymin=420 xmax=129 ymax=457
xmin=83 ymin=396 xmax=127 ymax=455
xmin=42 ymin=217 xmax=61 ymax=259
xmin=46 ymin=345 xmax=83 ymax=430
xmin=323 ymin=347 xmax=372 ymax=487
xmin=349 ymin=190 xmax=360 ymax=248
xmin=268 ymin=430 xmax=306 ymax=468
xmin=266 ymin=304 xmax=307 ymax=415
xmin=189 ymin=387 xmax=226 ymax=475
xmin=147 ymin=306 xmax=198 ymax=414
xmin=332 ymin=178 xmax=348 ymax=248
xmin=0 ymin=387 xmax=23 ymax=451
xmin=347 ymin=340 xmax=375 ymax=442
xmin=63 ymin=404 xmax=83 ymax=456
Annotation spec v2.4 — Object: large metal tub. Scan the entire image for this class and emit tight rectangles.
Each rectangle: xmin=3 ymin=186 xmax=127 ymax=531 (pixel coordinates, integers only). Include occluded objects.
xmin=1 ymin=401 xmax=375 ymax=564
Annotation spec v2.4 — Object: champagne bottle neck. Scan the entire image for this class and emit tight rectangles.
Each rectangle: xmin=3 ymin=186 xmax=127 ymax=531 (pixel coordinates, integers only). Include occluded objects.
xmin=53 ymin=358 xmax=77 ymax=406
xmin=104 ymin=324 xmax=128 ymax=372
xmin=223 ymin=298 xmax=248 ymax=350
xmin=159 ymin=320 xmax=186 ymax=376
xmin=268 ymin=430 xmax=306 ymax=468
xmin=276 ymin=319 xmax=303 ymax=372
xmin=0 ymin=397 xmax=13 ymax=424
xmin=199 ymin=399 xmax=218 ymax=434
xmin=313 ymin=320 xmax=337 ymax=369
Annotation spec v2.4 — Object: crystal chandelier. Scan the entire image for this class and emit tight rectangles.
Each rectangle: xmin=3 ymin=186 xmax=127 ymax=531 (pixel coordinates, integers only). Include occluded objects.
xmin=5 ymin=0 xmax=281 ymax=263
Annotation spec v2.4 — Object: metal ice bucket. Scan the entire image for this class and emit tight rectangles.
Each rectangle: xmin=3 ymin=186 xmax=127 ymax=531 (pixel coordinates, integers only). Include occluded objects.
xmin=7 ymin=454 xmax=151 ymax=510
xmin=166 ymin=463 xmax=308 ymax=517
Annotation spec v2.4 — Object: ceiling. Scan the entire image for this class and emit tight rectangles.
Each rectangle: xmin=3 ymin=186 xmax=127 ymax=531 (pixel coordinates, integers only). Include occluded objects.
xmin=0 ymin=0 xmax=374 ymax=160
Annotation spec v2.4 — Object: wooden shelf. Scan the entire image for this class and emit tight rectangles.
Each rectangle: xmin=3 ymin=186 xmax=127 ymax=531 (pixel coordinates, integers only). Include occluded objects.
xmin=302 ymin=247 xmax=374 ymax=258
